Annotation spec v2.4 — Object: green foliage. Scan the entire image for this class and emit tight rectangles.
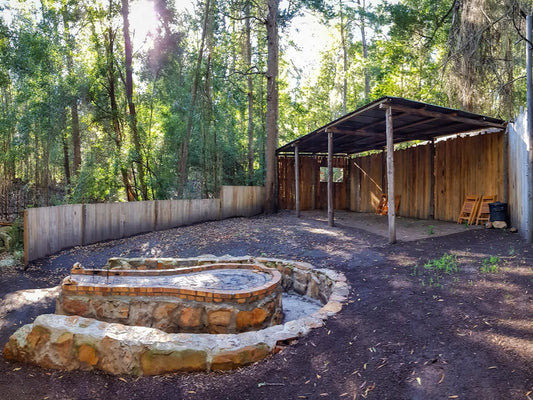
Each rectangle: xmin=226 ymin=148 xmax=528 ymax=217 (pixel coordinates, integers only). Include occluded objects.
xmin=424 ymin=253 xmax=459 ymax=274
xmin=0 ymin=0 xmax=528 ymax=208
xmin=480 ymin=256 xmax=501 ymax=274
xmin=8 ymin=217 xmax=24 ymax=252
xmin=412 ymin=253 xmax=460 ymax=289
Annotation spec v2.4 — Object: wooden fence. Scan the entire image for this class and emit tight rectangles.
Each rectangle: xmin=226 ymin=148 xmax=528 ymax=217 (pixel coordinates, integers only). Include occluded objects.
xmin=278 ymin=130 xmax=504 ymax=222
xmin=24 ymin=186 xmax=264 ymax=263
xmin=508 ymin=111 xmax=529 ymax=237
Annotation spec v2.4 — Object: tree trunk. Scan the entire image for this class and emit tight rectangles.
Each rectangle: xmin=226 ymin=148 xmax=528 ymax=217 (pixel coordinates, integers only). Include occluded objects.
xmin=61 ymin=127 xmax=71 ymax=186
xmin=71 ymin=100 xmax=81 ymax=174
xmin=121 ymin=0 xmax=147 ymax=200
xmin=62 ymin=4 xmax=81 ymax=176
xmin=245 ymin=1 xmax=255 ymax=184
xmin=106 ymin=24 xmax=135 ymax=202
xmin=1 ymin=88 xmax=16 ymax=182
xmin=202 ymin=49 xmax=213 ymax=197
xmin=177 ymin=0 xmax=211 ymax=198
xmin=502 ymin=28 xmax=513 ymax=119
xmin=264 ymin=0 xmax=279 ymax=214
xmin=358 ymin=0 xmax=370 ymax=100
xmin=340 ymin=0 xmax=347 ymax=114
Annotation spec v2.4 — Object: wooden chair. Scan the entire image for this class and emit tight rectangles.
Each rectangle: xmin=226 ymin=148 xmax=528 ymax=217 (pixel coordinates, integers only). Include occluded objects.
xmin=376 ymin=194 xmax=387 ymax=215
xmin=376 ymin=194 xmax=401 ymax=215
xmin=457 ymin=195 xmax=481 ymax=225
xmin=475 ymin=195 xmax=497 ymax=225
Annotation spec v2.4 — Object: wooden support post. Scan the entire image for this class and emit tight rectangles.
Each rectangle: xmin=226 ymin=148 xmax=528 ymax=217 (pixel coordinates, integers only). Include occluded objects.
xmin=429 ymin=138 xmax=435 ymax=220
xmin=345 ymin=157 xmax=350 ymax=210
xmin=381 ymin=148 xmax=386 ymax=192
xmin=526 ymin=15 xmax=533 ymax=243
xmin=312 ymin=155 xmax=317 ymax=210
xmin=328 ymin=131 xmax=334 ymax=227
xmin=294 ymin=144 xmax=300 ymax=217
xmin=384 ymin=106 xmax=396 ymax=243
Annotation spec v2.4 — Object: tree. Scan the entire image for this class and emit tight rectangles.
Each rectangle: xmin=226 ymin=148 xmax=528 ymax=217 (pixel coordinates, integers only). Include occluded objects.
xmin=264 ymin=0 xmax=279 ymax=214
xmin=445 ymin=0 xmax=524 ymax=118
xmin=245 ymin=0 xmax=255 ymax=184
xmin=121 ymin=0 xmax=148 ymax=200
xmin=177 ymin=0 xmax=213 ymax=198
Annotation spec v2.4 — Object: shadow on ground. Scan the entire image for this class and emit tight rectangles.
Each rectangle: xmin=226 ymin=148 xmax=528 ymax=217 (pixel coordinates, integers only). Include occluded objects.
xmin=0 ymin=210 xmax=531 ymax=400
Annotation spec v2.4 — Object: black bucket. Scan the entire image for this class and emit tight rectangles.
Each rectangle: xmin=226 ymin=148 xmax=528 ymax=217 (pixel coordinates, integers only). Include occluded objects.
xmin=489 ymin=202 xmax=507 ymax=222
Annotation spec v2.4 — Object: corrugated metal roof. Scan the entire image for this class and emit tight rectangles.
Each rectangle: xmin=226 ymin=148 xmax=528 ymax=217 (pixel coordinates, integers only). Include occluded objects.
xmin=277 ymin=96 xmax=506 ymax=155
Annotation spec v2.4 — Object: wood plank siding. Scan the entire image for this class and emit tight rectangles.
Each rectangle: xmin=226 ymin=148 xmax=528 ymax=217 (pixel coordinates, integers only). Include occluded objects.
xmin=277 ymin=155 xmax=348 ymax=211
xmin=278 ymin=131 xmax=504 ymax=222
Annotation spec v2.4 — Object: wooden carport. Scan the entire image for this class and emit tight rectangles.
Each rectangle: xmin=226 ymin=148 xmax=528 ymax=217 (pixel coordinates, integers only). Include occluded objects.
xmin=276 ymin=96 xmax=506 ymax=243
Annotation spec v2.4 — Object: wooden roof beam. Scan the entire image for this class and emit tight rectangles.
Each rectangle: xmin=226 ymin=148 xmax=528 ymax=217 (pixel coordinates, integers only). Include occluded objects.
xmin=329 ymin=111 xmax=407 ymax=136
xmin=394 ymin=116 xmax=439 ymax=131
xmin=389 ymin=104 xmax=506 ymax=128
xmin=325 ymin=126 xmax=385 ymax=137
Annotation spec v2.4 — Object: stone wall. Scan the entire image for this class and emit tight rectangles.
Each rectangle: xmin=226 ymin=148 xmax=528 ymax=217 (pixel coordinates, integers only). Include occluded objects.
xmin=57 ymin=293 xmax=282 ymax=335
xmin=56 ymin=261 xmax=283 ymax=334
xmin=4 ymin=257 xmax=350 ymax=375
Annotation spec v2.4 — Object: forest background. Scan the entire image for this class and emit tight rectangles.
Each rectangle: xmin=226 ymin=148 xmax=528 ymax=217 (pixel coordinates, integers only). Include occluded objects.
xmin=0 ymin=0 xmax=530 ymax=210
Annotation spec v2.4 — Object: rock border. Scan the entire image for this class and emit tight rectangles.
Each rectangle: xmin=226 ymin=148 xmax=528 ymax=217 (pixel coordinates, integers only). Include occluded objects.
xmin=4 ymin=256 xmax=349 ymax=375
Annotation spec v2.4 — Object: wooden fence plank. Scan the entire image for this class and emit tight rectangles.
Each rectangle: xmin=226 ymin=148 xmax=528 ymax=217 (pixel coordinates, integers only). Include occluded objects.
xmin=24 ymin=205 xmax=83 ymax=264
xmin=508 ymin=112 xmax=529 ymax=236
xmin=220 ymin=186 xmax=265 ymax=219
xmin=24 ymin=186 xmax=263 ymax=263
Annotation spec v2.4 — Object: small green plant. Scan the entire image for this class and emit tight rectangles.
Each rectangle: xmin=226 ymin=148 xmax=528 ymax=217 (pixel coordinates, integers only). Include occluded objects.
xmin=424 ymin=253 xmax=459 ymax=274
xmin=480 ymin=256 xmax=500 ymax=273
xmin=508 ymin=246 xmax=515 ymax=256
xmin=411 ymin=264 xmax=418 ymax=276
xmin=428 ymin=276 xmax=441 ymax=288
xmin=464 ymin=220 xmax=469 ymax=228
xmin=428 ymin=225 xmax=434 ymax=235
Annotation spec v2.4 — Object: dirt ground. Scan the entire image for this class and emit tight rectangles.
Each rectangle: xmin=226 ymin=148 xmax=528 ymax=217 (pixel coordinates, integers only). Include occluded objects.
xmin=0 ymin=211 xmax=532 ymax=400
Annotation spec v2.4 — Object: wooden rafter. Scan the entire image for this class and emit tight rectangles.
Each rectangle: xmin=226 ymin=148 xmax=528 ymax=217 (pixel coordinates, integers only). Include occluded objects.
xmin=388 ymin=104 xmax=505 ymax=128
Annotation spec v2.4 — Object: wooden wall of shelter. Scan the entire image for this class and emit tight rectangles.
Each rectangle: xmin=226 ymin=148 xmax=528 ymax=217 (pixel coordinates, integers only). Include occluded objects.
xmin=433 ymin=131 xmax=504 ymax=221
xmin=278 ymin=155 xmax=348 ymax=211
xmin=349 ymin=144 xmax=433 ymax=219
xmin=278 ymin=130 xmax=504 ymax=222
